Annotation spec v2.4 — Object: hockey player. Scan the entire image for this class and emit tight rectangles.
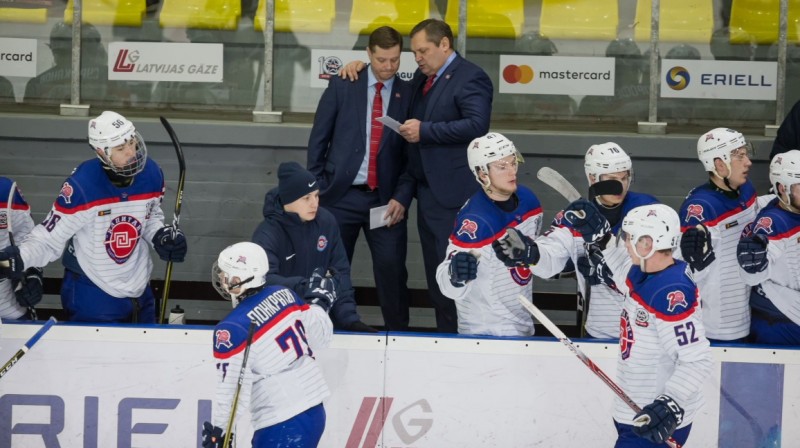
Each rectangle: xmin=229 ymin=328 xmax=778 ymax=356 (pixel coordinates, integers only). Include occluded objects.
xmin=252 ymin=162 xmax=377 ymax=332
xmin=0 ymin=111 xmax=186 ymax=323
xmin=613 ymin=204 xmax=713 ymax=447
xmin=679 ymin=128 xmax=760 ymax=342
xmin=0 ymin=178 xmax=42 ymax=320
xmin=736 ymin=150 xmax=800 ymax=345
xmin=434 ymin=132 xmax=543 ymax=336
xmin=203 ymin=242 xmax=335 ymax=448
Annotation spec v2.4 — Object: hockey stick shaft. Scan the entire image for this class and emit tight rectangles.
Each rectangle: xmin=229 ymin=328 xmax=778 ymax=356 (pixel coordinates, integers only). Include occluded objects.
xmin=223 ymin=319 xmax=256 ymax=448
xmin=0 ymin=316 xmax=57 ymax=379
xmin=157 ymin=116 xmax=186 ymax=324
xmin=516 ymin=296 xmax=681 ymax=448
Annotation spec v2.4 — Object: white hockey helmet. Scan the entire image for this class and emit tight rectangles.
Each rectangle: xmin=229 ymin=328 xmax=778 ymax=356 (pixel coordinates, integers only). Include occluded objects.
xmin=212 ymin=242 xmax=269 ymax=308
xmin=88 ymin=111 xmax=147 ymax=177
xmin=770 ymin=149 xmax=800 ymax=211
xmin=467 ymin=132 xmax=523 ymax=187
xmin=621 ymin=204 xmax=681 ymax=261
xmin=696 ymin=127 xmax=750 ymax=176
xmin=584 ymin=142 xmax=632 ymax=185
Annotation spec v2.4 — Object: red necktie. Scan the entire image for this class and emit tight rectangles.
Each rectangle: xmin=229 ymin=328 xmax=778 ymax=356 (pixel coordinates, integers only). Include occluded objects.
xmin=367 ymin=82 xmax=383 ymax=190
xmin=422 ymin=74 xmax=436 ymax=95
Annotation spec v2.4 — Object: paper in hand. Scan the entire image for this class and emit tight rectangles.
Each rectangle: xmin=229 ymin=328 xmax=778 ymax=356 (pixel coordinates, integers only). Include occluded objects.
xmin=376 ymin=116 xmax=402 ymax=135
xmin=370 ymin=205 xmax=391 ymax=229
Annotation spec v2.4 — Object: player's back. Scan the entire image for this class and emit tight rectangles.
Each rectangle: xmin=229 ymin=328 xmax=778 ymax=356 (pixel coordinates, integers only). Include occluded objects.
xmin=215 ymin=286 xmax=332 ymax=429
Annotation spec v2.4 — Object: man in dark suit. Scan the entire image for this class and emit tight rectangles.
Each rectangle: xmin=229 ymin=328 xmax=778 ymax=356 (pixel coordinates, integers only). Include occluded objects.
xmin=397 ymin=19 xmax=493 ymax=333
xmin=307 ymin=26 xmax=414 ymax=331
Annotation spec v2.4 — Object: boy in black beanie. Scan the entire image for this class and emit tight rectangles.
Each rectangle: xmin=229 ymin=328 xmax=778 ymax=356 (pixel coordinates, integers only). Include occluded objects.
xmin=252 ymin=162 xmax=378 ymax=332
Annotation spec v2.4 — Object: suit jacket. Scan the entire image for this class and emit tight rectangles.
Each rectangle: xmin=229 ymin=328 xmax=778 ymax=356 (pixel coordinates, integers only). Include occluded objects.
xmin=405 ymin=53 xmax=493 ymax=209
xmin=307 ymin=70 xmax=414 ymax=209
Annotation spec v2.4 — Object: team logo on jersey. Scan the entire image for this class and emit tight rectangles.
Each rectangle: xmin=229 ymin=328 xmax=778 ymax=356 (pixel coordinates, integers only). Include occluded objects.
xmin=753 ymin=216 xmax=774 ymax=235
xmin=509 ymin=266 xmax=532 ymax=285
xmin=104 ymin=215 xmax=142 ymax=263
xmin=685 ymin=204 xmax=704 ymax=223
xmin=666 ymin=290 xmax=688 ymax=312
xmin=317 ymin=235 xmax=328 ymax=251
xmin=59 ymin=182 xmax=74 ymax=204
xmin=215 ymin=329 xmax=233 ymax=350
xmin=0 ymin=211 xmax=6 ymax=230
xmin=619 ymin=309 xmax=635 ymax=360
xmin=635 ymin=308 xmax=649 ymax=327
xmin=456 ymin=219 xmax=478 ymax=240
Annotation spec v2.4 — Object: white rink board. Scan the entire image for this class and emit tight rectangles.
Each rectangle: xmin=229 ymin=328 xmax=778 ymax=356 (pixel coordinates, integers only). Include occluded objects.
xmin=0 ymin=323 xmax=798 ymax=447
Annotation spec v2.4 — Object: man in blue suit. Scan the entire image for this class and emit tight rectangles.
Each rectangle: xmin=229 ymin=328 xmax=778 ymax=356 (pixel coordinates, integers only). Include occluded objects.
xmin=307 ymin=26 xmax=414 ymax=331
xmin=397 ymin=19 xmax=493 ymax=333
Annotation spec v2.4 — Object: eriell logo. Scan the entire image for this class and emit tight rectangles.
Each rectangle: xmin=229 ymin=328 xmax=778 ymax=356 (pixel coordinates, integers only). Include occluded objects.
xmin=113 ymin=49 xmax=139 ymax=73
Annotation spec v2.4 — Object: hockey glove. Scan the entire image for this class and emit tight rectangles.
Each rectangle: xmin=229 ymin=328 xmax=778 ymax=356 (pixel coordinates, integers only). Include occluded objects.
xmin=13 ymin=267 xmax=43 ymax=308
xmin=563 ymin=199 xmax=611 ymax=243
xmin=152 ymin=225 xmax=187 ymax=262
xmin=680 ymin=224 xmax=715 ymax=272
xmin=737 ymin=234 xmax=769 ymax=274
xmin=202 ymin=422 xmax=232 ymax=448
xmin=492 ymin=227 xmax=540 ymax=267
xmin=305 ymin=267 xmax=337 ymax=312
xmin=577 ymin=244 xmax=616 ymax=289
xmin=632 ymin=394 xmax=684 ymax=444
xmin=0 ymin=245 xmax=24 ymax=280
xmin=448 ymin=251 xmax=478 ymax=287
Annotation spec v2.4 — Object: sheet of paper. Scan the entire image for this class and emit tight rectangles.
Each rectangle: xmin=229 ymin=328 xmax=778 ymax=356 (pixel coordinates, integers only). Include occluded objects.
xmin=370 ymin=205 xmax=391 ymax=229
xmin=376 ymin=115 xmax=402 ymax=134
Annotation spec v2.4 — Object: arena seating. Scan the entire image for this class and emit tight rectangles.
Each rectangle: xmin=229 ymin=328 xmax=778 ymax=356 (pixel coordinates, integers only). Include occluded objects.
xmin=0 ymin=7 xmax=47 ymax=23
xmin=349 ymin=0 xmax=428 ymax=34
xmin=634 ymin=0 xmax=714 ymax=43
xmin=256 ymin=0 xmax=336 ymax=33
xmin=159 ymin=0 xmax=241 ymax=30
xmin=63 ymin=0 xmax=145 ymax=27
xmin=444 ymin=0 xmax=523 ymax=38
xmin=729 ymin=0 xmax=800 ymax=44
xmin=539 ymin=0 xmax=617 ymax=40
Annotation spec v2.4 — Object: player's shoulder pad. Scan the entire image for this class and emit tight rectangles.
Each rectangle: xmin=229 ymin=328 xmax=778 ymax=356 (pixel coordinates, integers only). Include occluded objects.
xmin=648 ymin=262 xmax=699 ymax=319
xmin=679 ymin=192 xmax=719 ymax=229
xmin=54 ymin=160 xmax=101 ymax=210
xmin=515 ymin=185 xmax=542 ymax=210
xmin=213 ymin=319 xmax=249 ymax=358
xmin=747 ymin=199 xmax=796 ymax=239
xmin=623 ymin=191 xmax=659 ymax=211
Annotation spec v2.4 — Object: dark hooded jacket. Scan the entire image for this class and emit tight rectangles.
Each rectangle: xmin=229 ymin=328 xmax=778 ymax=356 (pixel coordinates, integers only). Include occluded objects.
xmin=252 ymin=188 xmax=359 ymax=328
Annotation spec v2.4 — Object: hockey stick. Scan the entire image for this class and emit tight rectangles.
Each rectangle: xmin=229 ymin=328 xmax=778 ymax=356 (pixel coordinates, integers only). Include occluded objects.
xmin=516 ymin=295 xmax=681 ymax=448
xmin=536 ymin=167 xmax=622 ymax=337
xmin=223 ymin=319 xmax=256 ymax=448
xmin=157 ymin=116 xmax=186 ymax=324
xmin=5 ymin=182 xmax=36 ymax=320
xmin=0 ymin=316 xmax=57 ymax=379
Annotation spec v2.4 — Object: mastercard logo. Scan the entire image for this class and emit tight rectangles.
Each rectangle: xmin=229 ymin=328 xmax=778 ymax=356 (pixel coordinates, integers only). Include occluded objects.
xmin=503 ymin=64 xmax=534 ymax=84
xmin=666 ymin=66 xmax=690 ymax=90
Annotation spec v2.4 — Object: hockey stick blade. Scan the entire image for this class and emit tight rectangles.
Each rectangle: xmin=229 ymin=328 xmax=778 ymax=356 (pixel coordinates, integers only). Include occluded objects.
xmin=0 ymin=317 xmax=57 ymax=380
xmin=516 ymin=296 xmax=682 ymax=448
xmin=537 ymin=167 xmax=581 ymax=202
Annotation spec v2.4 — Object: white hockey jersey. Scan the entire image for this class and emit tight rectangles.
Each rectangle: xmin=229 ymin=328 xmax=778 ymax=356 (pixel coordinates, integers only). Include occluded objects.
xmin=436 ymin=186 xmax=543 ymax=336
xmin=0 ymin=178 xmax=35 ymax=320
xmin=613 ymin=262 xmax=712 ymax=428
xmin=739 ymin=198 xmax=800 ymax=326
xmin=678 ymin=179 xmax=761 ymax=340
xmin=212 ymin=286 xmax=332 ymax=431
xmin=532 ymin=192 xmax=658 ymax=338
xmin=19 ymin=159 xmax=165 ymax=298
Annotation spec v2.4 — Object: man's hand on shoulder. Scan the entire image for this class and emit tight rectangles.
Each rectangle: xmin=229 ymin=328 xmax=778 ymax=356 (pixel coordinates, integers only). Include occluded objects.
xmin=337 ymin=61 xmax=366 ymax=82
